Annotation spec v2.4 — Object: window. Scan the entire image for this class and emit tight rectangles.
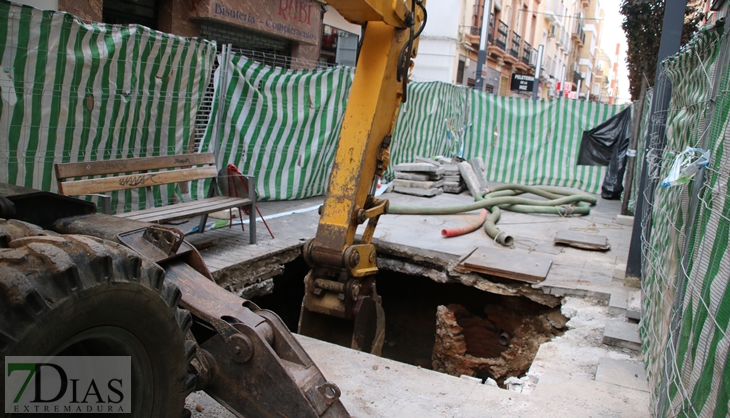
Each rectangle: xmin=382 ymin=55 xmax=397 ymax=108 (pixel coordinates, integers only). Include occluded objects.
xmin=456 ymin=56 xmax=466 ymax=84
xmin=103 ymin=0 xmax=158 ymax=29
xmin=320 ymin=25 xmax=359 ymax=67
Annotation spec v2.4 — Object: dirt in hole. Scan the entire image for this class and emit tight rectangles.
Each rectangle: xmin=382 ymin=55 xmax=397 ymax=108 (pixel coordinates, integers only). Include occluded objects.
xmin=250 ymin=256 xmax=567 ymax=385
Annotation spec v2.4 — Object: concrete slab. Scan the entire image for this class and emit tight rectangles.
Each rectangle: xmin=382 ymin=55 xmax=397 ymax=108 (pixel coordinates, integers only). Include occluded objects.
xmin=457 ymin=161 xmax=482 ymax=197
xmin=595 ymin=357 xmax=649 ymax=392
xmin=616 ymin=214 xmax=634 ymax=226
xmin=602 ymin=320 xmax=641 ymax=351
xmin=394 ymin=163 xmax=444 ymax=174
xmin=608 ymin=290 xmax=629 ymax=316
xmin=627 ymin=290 xmax=642 ymax=320
xmin=393 ymin=179 xmax=444 ymax=189
xmin=614 ymin=263 xmax=627 ymax=280
xmin=393 ymin=186 xmax=443 ymax=197
xmin=395 ymin=171 xmax=441 ymax=181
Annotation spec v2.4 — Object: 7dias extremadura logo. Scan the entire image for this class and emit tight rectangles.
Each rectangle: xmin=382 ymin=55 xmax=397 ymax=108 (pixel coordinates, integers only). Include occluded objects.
xmin=5 ymin=357 xmax=131 ymax=414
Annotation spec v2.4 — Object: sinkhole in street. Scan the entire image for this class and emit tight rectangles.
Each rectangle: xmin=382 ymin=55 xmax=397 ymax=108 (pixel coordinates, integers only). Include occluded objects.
xmin=250 ymin=255 xmax=567 ymax=386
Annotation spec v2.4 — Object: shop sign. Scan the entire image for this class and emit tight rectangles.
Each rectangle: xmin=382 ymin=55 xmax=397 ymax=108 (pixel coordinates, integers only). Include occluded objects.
xmin=194 ymin=0 xmax=321 ymax=45
xmin=510 ymin=74 xmax=534 ymax=92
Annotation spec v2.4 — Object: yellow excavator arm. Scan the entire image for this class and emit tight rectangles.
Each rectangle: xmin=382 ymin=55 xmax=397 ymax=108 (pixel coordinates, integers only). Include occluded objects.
xmin=299 ymin=0 xmax=427 ymax=355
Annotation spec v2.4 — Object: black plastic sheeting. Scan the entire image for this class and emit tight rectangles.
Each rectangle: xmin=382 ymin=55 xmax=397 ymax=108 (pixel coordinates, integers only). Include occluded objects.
xmin=577 ymin=107 xmax=632 ymax=199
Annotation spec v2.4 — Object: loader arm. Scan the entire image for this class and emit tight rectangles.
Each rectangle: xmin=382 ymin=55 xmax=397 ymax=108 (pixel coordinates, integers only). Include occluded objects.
xmin=299 ymin=0 xmax=426 ymax=354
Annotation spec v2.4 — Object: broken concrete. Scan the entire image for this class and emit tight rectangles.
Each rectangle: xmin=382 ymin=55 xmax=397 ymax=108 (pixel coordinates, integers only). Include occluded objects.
xmin=183 ymin=185 xmax=647 ymax=416
xmin=212 ymin=247 xmax=300 ymax=298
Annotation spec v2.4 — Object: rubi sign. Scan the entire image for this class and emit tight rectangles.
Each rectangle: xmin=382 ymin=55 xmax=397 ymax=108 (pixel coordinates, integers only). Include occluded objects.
xmin=278 ymin=0 xmax=313 ymax=24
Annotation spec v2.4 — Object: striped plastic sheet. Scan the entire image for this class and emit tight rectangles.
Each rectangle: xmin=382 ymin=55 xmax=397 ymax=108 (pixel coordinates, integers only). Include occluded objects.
xmin=0 ymin=1 xmax=216 ymax=213
xmin=638 ymin=22 xmax=729 ymax=417
xmin=466 ymin=92 xmax=624 ymax=194
xmin=197 ymin=54 xmax=354 ymax=201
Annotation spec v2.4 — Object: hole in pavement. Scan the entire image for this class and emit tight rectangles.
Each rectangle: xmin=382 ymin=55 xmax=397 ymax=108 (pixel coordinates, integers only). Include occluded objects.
xmin=250 ymin=255 xmax=567 ymax=387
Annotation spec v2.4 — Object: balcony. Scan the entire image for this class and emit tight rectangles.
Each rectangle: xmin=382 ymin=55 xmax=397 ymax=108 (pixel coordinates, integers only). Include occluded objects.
xmin=543 ymin=56 xmax=556 ymax=79
xmin=572 ymin=21 xmax=585 ymax=46
xmin=488 ymin=19 xmax=509 ymax=57
xmin=465 ymin=3 xmax=484 ymax=47
xmin=544 ymin=0 xmax=563 ymax=24
xmin=516 ymin=41 xmax=531 ymax=72
xmin=509 ymin=31 xmax=521 ymax=58
xmin=522 ymin=41 xmax=533 ymax=67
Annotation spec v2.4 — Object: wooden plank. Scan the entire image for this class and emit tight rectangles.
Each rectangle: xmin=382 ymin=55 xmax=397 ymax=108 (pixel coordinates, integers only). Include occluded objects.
xmin=554 ymin=231 xmax=611 ymax=250
xmin=116 ymin=196 xmax=252 ymax=223
xmin=55 ymin=153 xmax=215 ymax=179
xmin=59 ymin=166 xmax=218 ymax=196
xmin=456 ymin=246 xmax=552 ymax=284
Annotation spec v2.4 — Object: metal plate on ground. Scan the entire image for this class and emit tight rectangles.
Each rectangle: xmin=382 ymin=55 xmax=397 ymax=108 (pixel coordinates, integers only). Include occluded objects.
xmin=554 ymin=231 xmax=610 ymax=250
xmin=456 ymin=246 xmax=552 ymax=284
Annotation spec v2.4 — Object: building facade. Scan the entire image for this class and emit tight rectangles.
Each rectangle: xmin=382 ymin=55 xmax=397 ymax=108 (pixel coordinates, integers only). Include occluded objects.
xmin=52 ymin=0 xmax=325 ymax=66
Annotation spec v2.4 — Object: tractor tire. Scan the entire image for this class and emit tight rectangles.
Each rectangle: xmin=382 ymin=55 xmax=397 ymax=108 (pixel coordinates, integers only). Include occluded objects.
xmin=0 ymin=219 xmax=196 ymax=417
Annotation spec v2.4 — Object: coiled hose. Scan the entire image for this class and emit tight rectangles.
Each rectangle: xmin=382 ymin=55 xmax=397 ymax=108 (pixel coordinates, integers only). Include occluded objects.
xmin=388 ymin=184 xmax=596 ymax=245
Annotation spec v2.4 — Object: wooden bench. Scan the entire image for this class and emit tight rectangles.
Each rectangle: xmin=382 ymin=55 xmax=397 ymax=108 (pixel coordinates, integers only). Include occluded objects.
xmin=54 ymin=153 xmax=257 ymax=243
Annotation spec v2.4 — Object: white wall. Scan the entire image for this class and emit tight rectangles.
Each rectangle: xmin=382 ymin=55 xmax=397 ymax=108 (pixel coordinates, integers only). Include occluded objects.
xmin=323 ymin=7 xmax=362 ymax=36
xmin=411 ymin=0 xmax=462 ymax=83
xmin=13 ymin=0 xmax=57 ymax=10
xmin=411 ymin=37 xmax=459 ymax=82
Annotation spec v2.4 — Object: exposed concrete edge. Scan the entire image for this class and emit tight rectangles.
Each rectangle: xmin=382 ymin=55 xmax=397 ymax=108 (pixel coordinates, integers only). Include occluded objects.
xmin=213 ymin=245 xmax=303 ymax=296
xmin=373 ymin=239 xmax=561 ymax=308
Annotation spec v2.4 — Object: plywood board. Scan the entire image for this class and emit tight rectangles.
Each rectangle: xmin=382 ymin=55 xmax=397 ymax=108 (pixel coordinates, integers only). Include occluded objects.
xmin=457 ymin=247 xmax=552 ymax=283
xmin=554 ymin=231 xmax=610 ymax=250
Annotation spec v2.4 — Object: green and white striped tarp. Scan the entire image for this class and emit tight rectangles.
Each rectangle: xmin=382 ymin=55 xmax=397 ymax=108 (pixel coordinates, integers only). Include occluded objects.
xmin=197 ymin=54 xmax=354 ymax=201
xmin=639 ymin=22 xmax=730 ymax=417
xmin=466 ymin=92 xmax=624 ymax=194
xmin=0 ymin=1 xmax=216 ymax=213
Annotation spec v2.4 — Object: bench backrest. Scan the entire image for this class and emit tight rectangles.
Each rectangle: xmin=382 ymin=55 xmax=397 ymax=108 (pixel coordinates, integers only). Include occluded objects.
xmin=55 ymin=153 xmax=217 ymax=196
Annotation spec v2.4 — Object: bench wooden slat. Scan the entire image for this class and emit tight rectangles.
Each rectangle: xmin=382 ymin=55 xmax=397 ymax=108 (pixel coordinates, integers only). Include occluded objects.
xmin=59 ymin=166 xmax=219 ymax=196
xmin=116 ymin=196 xmax=252 ymax=223
xmin=55 ymin=153 xmax=216 ymax=179
xmin=119 ymin=196 xmax=243 ymax=219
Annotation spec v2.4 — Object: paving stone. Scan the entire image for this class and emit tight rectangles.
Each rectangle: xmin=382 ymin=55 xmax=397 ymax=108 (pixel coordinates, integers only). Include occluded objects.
xmin=443 ymin=175 xmax=462 ymax=182
xmin=442 ymin=164 xmax=460 ymax=176
xmin=393 ymin=179 xmax=444 ymax=190
xmin=595 ymin=357 xmax=648 ymax=392
xmin=613 ymin=263 xmax=626 ymax=280
xmin=469 ymin=157 xmax=487 ymax=190
xmin=608 ymin=291 xmax=628 ymax=316
xmin=627 ymin=290 xmax=641 ymax=320
xmin=602 ymin=320 xmax=641 ymax=351
xmin=443 ymin=182 xmax=465 ymax=194
xmin=457 ymin=161 xmax=483 ymax=197
xmin=393 ymin=186 xmax=443 ymax=197
xmin=393 ymin=163 xmax=444 ymax=174
xmin=395 ymin=171 xmax=441 ymax=181
xmin=616 ymin=214 xmax=634 ymax=226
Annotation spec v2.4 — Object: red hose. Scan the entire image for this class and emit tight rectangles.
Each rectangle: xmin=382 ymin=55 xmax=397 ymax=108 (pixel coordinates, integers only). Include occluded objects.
xmin=441 ymin=209 xmax=488 ymax=238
